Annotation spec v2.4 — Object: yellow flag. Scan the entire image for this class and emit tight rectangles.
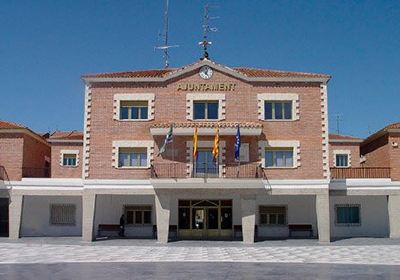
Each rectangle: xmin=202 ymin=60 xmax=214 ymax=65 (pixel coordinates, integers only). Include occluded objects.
xmin=212 ymin=128 xmax=219 ymax=160
xmin=193 ymin=127 xmax=198 ymax=158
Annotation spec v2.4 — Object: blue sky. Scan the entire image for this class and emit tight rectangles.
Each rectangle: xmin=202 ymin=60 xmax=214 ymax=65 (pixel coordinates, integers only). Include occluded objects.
xmin=1 ymin=0 xmax=399 ymax=137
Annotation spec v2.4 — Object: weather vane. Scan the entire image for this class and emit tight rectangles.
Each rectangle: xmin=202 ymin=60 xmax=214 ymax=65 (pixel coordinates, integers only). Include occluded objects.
xmin=155 ymin=0 xmax=179 ymax=68
xmin=199 ymin=4 xmax=219 ymax=60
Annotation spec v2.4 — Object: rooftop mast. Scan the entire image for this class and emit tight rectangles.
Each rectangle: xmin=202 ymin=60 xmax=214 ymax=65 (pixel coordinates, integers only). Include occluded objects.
xmin=155 ymin=0 xmax=178 ymax=68
xmin=199 ymin=4 xmax=219 ymax=60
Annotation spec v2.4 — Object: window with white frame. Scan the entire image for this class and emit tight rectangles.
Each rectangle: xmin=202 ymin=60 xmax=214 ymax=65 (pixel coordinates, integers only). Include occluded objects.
xmin=264 ymin=101 xmax=292 ymax=120
xmin=120 ymin=101 xmax=149 ymax=120
xmin=193 ymin=100 xmax=219 ymax=120
xmin=265 ymin=148 xmax=294 ymax=168
xmin=125 ymin=206 xmax=152 ymax=225
xmin=259 ymin=206 xmax=287 ymax=225
xmin=118 ymin=147 xmax=148 ymax=167
xmin=63 ymin=154 xmax=77 ymax=166
xmin=50 ymin=204 xmax=76 ymax=225
xmin=335 ymin=154 xmax=349 ymax=167
xmin=335 ymin=204 xmax=360 ymax=226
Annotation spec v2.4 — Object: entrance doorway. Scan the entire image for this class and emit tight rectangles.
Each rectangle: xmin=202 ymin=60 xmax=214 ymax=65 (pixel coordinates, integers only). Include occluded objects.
xmin=178 ymin=200 xmax=232 ymax=240
xmin=0 ymin=198 xmax=9 ymax=237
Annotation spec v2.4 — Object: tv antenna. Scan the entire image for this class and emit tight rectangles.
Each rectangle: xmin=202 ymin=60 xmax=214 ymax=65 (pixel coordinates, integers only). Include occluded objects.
xmin=334 ymin=114 xmax=343 ymax=134
xmin=155 ymin=0 xmax=179 ymax=68
xmin=198 ymin=4 xmax=219 ymax=59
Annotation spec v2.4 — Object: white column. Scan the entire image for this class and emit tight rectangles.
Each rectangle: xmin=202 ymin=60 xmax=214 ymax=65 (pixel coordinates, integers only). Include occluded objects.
xmin=388 ymin=195 xmax=400 ymax=238
xmin=9 ymin=194 xmax=23 ymax=240
xmin=82 ymin=193 xmax=96 ymax=242
xmin=316 ymin=194 xmax=330 ymax=243
xmin=155 ymin=193 xmax=170 ymax=243
xmin=241 ymin=195 xmax=256 ymax=244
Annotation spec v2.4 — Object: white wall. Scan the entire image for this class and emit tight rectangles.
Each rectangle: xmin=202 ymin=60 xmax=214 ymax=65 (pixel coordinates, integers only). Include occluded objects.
xmin=21 ymin=196 xmax=82 ymax=237
xmin=256 ymin=195 xmax=317 ymax=238
xmin=94 ymin=194 xmax=155 ymax=238
xmin=330 ymin=195 xmax=389 ymax=238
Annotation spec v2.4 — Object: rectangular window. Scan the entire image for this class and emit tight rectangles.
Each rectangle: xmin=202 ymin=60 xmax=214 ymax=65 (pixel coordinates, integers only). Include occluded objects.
xmin=193 ymin=101 xmax=219 ymax=120
xmin=63 ymin=154 xmax=77 ymax=166
xmin=264 ymin=101 xmax=292 ymax=120
xmin=265 ymin=148 xmax=294 ymax=167
xmin=118 ymin=148 xmax=147 ymax=167
xmin=259 ymin=206 xmax=286 ymax=225
xmin=125 ymin=206 xmax=152 ymax=225
xmin=336 ymin=154 xmax=349 ymax=167
xmin=50 ymin=204 xmax=76 ymax=225
xmin=120 ymin=101 xmax=149 ymax=120
xmin=336 ymin=205 xmax=360 ymax=225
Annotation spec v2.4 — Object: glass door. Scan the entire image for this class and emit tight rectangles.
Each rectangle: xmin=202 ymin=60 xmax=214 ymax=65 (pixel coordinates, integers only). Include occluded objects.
xmin=194 ymin=149 xmax=218 ymax=178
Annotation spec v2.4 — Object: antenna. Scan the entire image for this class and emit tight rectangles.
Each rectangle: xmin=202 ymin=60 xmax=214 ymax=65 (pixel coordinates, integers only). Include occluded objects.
xmin=155 ymin=0 xmax=179 ymax=68
xmin=334 ymin=114 xmax=343 ymax=134
xmin=198 ymin=4 xmax=219 ymax=59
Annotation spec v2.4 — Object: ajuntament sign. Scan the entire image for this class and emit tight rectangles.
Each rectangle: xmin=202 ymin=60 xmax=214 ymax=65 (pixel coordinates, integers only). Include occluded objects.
xmin=177 ymin=83 xmax=236 ymax=91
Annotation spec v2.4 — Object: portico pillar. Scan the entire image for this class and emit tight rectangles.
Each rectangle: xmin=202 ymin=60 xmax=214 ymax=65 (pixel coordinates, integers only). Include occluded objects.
xmin=155 ymin=193 xmax=170 ymax=243
xmin=315 ymin=194 xmax=330 ymax=243
xmin=241 ymin=195 xmax=256 ymax=244
xmin=388 ymin=195 xmax=400 ymax=238
xmin=9 ymin=193 xmax=23 ymax=240
xmin=82 ymin=192 xmax=96 ymax=242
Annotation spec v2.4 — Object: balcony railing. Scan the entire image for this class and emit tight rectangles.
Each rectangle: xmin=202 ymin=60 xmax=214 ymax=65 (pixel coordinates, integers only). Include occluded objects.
xmin=22 ymin=167 xmax=51 ymax=178
xmin=150 ymin=162 xmax=264 ymax=179
xmin=330 ymin=167 xmax=391 ymax=179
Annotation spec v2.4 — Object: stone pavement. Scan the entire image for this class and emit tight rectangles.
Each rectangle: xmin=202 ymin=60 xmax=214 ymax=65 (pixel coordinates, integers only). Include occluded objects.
xmin=0 ymin=238 xmax=400 ymax=266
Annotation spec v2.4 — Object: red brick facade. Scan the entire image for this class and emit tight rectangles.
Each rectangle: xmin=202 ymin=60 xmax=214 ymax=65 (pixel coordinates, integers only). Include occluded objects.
xmin=50 ymin=143 xmax=83 ymax=178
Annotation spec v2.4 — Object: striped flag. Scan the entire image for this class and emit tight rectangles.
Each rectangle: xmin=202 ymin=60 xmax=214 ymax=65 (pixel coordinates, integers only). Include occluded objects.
xmin=212 ymin=128 xmax=219 ymax=160
xmin=157 ymin=125 xmax=173 ymax=156
xmin=193 ymin=127 xmax=198 ymax=159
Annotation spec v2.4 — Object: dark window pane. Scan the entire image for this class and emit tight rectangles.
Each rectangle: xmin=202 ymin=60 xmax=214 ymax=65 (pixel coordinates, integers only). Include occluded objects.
xmin=221 ymin=208 xmax=232 ymax=229
xmin=336 ymin=154 xmax=348 ymax=167
xmin=266 ymin=151 xmax=274 ymax=167
xmin=143 ymin=211 xmax=151 ymax=224
xmin=126 ymin=211 xmax=134 ymax=224
xmin=140 ymin=107 xmax=148 ymax=119
xmin=207 ymin=102 xmax=219 ymax=119
xmin=337 ymin=206 xmax=360 ymax=224
xmin=220 ymin=200 xmax=232 ymax=206
xmin=270 ymin=214 xmax=277 ymax=224
xmin=275 ymin=103 xmax=283 ymax=119
xmin=131 ymin=107 xmax=139 ymax=119
xmin=194 ymin=102 xmax=205 ymax=119
xmin=178 ymin=208 xmax=190 ymax=229
xmin=135 ymin=211 xmax=142 ymax=224
xmin=207 ymin=208 xmax=218 ymax=229
xmin=265 ymin=102 xmax=273 ymax=119
xmin=284 ymin=102 xmax=292 ymax=119
xmin=277 ymin=214 xmax=285 ymax=225
xmin=120 ymin=107 xmax=129 ymax=119
xmin=260 ymin=214 xmax=268 ymax=224
xmin=178 ymin=200 xmax=190 ymax=207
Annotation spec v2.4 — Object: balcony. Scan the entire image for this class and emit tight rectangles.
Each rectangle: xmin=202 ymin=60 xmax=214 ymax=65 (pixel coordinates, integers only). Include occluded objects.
xmin=150 ymin=162 xmax=264 ymax=179
xmin=22 ymin=167 xmax=51 ymax=178
xmin=330 ymin=167 xmax=391 ymax=179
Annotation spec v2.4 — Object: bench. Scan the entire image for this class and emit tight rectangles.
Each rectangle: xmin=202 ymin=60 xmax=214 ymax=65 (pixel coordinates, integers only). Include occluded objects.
xmin=98 ymin=224 xmax=120 ymax=237
xmin=288 ymin=224 xmax=313 ymax=238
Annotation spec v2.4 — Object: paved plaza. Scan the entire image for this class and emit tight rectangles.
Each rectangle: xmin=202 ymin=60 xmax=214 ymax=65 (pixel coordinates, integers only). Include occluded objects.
xmin=0 ymin=237 xmax=400 ymax=266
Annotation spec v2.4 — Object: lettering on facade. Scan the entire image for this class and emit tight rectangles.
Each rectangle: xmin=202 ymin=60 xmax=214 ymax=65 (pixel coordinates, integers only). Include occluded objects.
xmin=176 ymin=83 xmax=236 ymax=92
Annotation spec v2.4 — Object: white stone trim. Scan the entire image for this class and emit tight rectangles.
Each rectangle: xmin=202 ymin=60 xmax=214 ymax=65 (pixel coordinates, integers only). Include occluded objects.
xmin=321 ymin=84 xmax=330 ymax=179
xmin=186 ymin=140 xmax=226 ymax=177
xmin=259 ymin=140 xmax=300 ymax=168
xmin=257 ymin=93 xmax=299 ymax=121
xmin=112 ymin=140 xmax=154 ymax=169
xmin=333 ymin=149 xmax=351 ymax=167
xmin=186 ymin=93 xmax=226 ymax=121
xmin=83 ymin=85 xmax=92 ymax=179
xmin=60 ymin=150 xmax=80 ymax=167
xmin=113 ymin=93 xmax=155 ymax=121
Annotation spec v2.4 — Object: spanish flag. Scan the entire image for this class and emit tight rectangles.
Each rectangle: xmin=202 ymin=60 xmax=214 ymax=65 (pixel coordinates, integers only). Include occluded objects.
xmin=212 ymin=128 xmax=219 ymax=160
xmin=193 ymin=127 xmax=198 ymax=159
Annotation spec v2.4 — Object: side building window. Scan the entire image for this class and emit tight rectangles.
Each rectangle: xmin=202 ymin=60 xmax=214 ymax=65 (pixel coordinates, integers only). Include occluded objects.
xmin=265 ymin=148 xmax=294 ymax=168
xmin=264 ymin=101 xmax=292 ymax=120
xmin=120 ymin=101 xmax=149 ymax=120
xmin=335 ymin=154 xmax=349 ymax=167
xmin=50 ymin=204 xmax=76 ymax=225
xmin=118 ymin=148 xmax=148 ymax=167
xmin=335 ymin=204 xmax=360 ymax=226
xmin=193 ymin=101 xmax=219 ymax=120
xmin=259 ymin=206 xmax=287 ymax=225
xmin=125 ymin=206 xmax=152 ymax=225
xmin=62 ymin=153 xmax=78 ymax=167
